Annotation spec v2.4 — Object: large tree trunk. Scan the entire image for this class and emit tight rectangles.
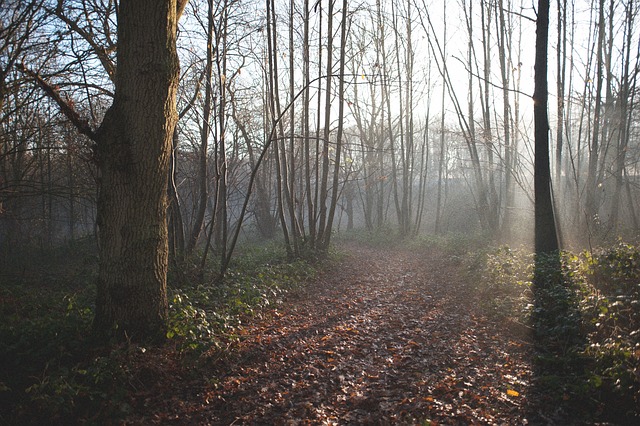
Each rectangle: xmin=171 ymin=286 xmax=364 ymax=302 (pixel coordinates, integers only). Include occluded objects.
xmin=93 ymin=0 xmax=180 ymax=342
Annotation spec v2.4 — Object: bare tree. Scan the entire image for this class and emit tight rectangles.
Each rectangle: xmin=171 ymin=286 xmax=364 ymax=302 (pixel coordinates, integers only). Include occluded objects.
xmin=534 ymin=0 xmax=559 ymax=254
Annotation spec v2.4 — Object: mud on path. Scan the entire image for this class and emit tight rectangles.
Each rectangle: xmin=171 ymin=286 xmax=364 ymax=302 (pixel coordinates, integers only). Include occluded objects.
xmin=128 ymin=243 xmax=534 ymax=424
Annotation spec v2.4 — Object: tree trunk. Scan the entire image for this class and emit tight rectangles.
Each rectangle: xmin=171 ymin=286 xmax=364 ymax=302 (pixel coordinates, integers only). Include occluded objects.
xmin=287 ymin=0 xmax=301 ymax=255
xmin=187 ymin=0 xmax=214 ymax=254
xmin=214 ymin=0 xmax=229 ymax=274
xmin=321 ymin=0 xmax=348 ymax=251
xmin=479 ymin=0 xmax=498 ymax=232
xmin=610 ymin=0 xmax=636 ymax=232
xmin=435 ymin=1 xmax=447 ymax=234
xmin=497 ymin=0 xmax=514 ymax=239
xmin=316 ymin=0 xmax=334 ymax=245
xmin=265 ymin=0 xmax=293 ymax=257
xmin=168 ymin=127 xmax=185 ymax=264
xmin=555 ymin=0 xmax=567 ymax=187
xmin=533 ymin=0 xmax=559 ymax=254
xmin=585 ymin=0 xmax=605 ymax=229
xmin=93 ymin=0 xmax=180 ymax=342
xmin=303 ymin=0 xmax=315 ymax=243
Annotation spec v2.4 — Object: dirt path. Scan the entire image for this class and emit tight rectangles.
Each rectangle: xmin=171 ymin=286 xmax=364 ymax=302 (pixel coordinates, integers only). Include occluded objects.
xmin=128 ymin=243 xmax=534 ymax=424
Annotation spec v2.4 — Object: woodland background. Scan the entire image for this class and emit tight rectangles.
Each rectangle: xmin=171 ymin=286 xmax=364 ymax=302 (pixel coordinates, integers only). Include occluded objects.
xmin=1 ymin=0 xmax=640 ymax=424
xmin=2 ymin=0 xmax=640 ymax=256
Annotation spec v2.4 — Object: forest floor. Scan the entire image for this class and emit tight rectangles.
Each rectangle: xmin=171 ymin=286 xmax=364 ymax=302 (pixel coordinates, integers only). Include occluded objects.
xmin=122 ymin=241 xmax=551 ymax=425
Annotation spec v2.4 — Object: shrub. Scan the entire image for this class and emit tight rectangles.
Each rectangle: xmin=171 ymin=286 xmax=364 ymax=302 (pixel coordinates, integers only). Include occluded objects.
xmin=469 ymin=241 xmax=640 ymax=422
xmin=472 ymin=246 xmax=534 ymax=323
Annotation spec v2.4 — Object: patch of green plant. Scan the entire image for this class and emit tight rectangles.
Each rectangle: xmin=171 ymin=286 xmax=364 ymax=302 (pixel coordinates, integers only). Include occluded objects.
xmin=230 ymin=240 xmax=290 ymax=269
xmin=166 ymin=249 xmax=317 ymax=355
xmin=468 ymin=245 xmax=534 ymax=323
xmin=0 ymin=283 xmax=132 ymax=424
xmin=586 ymin=240 xmax=640 ymax=296
xmin=469 ymin=241 xmax=640 ymax=423
xmin=166 ymin=290 xmax=216 ymax=353
xmin=531 ymin=253 xmax=586 ymax=348
xmin=0 ymin=239 xmax=133 ymax=425
xmin=18 ymin=352 xmax=130 ymax=425
xmin=334 ymin=226 xmax=404 ymax=248
xmin=578 ymin=242 xmax=640 ymax=418
xmin=409 ymin=231 xmax=494 ymax=257
xmin=1 ymin=238 xmax=318 ymax=423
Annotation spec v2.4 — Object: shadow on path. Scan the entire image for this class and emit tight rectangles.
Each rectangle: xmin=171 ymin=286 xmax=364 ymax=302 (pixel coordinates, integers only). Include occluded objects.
xmin=125 ymin=243 xmax=534 ymax=424
xmin=527 ymin=251 xmax=590 ymax=424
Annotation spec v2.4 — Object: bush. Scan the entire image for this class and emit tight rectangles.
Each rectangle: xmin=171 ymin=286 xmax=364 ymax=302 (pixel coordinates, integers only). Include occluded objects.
xmin=0 ymin=284 xmax=121 ymax=424
xmin=469 ymin=242 xmax=640 ymax=423
xmin=587 ymin=241 xmax=640 ymax=296
xmin=469 ymin=246 xmax=534 ymax=323
xmin=581 ymin=242 xmax=640 ymax=416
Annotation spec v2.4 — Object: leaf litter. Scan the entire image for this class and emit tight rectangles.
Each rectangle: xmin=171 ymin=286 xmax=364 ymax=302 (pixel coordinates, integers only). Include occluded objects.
xmin=123 ymin=243 xmax=535 ymax=425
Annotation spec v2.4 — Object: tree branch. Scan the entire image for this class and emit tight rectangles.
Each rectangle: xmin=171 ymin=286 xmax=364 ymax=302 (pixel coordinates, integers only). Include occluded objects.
xmin=50 ymin=2 xmax=116 ymax=81
xmin=17 ymin=62 xmax=96 ymax=140
xmin=452 ymin=55 xmax=532 ymax=98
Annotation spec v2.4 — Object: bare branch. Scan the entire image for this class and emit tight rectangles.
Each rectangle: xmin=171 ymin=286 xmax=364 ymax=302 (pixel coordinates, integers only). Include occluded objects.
xmin=17 ymin=62 xmax=96 ymax=140
xmin=49 ymin=2 xmax=116 ymax=81
xmin=451 ymin=55 xmax=532 ymax=98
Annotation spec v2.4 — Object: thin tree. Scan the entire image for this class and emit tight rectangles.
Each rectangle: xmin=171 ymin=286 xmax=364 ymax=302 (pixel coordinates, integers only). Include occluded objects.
xmin=434 ymin=0 xmax=447 ymax=234
xmin=555 ymin=0 xmax=567 ymax=187
xmin=187 ymin=0 xmax=215 ymax=254
xmin=321 ymin=0 xmax=348 ymax=251
xmin=585 ymin=0 xmax=606 ymax=230
xmin=316 ymin=0 xmax=334 ymax=246
xmin=610 ymin=0 xmax=637 ymax=232
xmin=533 ymin=0 xmax=559 ymax=254
xmin=496 ymin=0 xmax=515 ymax=238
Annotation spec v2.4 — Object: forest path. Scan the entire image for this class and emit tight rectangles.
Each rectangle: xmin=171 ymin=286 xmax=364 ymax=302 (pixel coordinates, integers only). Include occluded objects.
xmin=129 ymin=242 xmax=534 ymax=424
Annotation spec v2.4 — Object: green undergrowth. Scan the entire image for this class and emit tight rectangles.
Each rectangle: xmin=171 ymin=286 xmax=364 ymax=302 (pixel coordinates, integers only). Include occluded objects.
xmin=467 ymin=241 xmax=640 ymax=424
xmin=336 ymin=227 xmax=492 ymax=256
xmin=166 ymin=242 xmax=317 ymax=355
xmin=0 ymin=239 xmax=317 ymax=424
xmin=334 ymin=226 xmax=407 ymax=248
xmin=408 ymin=231 xmax=493 ymax=257
xmin=0 ymin=239 xmax=102 ymax=424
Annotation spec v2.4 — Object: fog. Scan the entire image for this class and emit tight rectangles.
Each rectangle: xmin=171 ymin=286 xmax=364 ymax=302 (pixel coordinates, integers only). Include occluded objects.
xmin=2 ymin=0 xmax=639 ymax=258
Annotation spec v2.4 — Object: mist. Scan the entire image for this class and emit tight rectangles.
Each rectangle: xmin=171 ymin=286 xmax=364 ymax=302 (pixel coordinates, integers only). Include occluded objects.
xmin=3 ymin=0 xmax=636 ymax=256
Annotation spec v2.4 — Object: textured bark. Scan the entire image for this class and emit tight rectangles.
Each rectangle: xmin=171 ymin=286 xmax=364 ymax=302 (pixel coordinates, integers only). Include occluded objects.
xmin=93 ymin=0 xmax=179 ymax=342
